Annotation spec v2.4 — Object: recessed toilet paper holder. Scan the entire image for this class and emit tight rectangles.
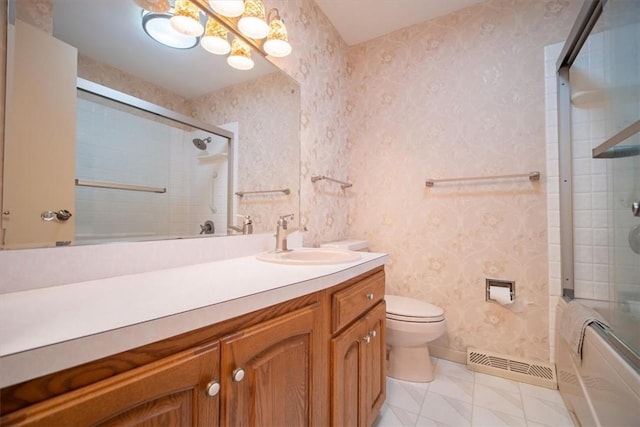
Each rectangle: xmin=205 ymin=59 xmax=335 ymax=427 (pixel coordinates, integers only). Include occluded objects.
xmin=486 ymin=279 xmax=515 ymax=302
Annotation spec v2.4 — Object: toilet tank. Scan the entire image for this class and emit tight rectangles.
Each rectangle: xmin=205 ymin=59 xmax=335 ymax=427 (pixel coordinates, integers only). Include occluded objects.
xmin=320 ymin=239 xmax=369 ymax=252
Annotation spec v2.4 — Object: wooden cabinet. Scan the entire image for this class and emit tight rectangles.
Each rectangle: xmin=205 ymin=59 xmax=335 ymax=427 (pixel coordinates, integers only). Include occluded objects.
xmin=220 ymin=304 xmax=322 ymax=426
xmin=0 ymin=341 xmax=221 ymax=426
xmin=0 ymin=267 xmax=385 ymax=427
xmin=331 ymin=271 xmax=386 ymax=427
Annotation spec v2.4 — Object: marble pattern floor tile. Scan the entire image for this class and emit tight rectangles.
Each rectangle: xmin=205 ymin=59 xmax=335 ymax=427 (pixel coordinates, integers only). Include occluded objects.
xmin=372 ymin=358 xmax=575 ymax=427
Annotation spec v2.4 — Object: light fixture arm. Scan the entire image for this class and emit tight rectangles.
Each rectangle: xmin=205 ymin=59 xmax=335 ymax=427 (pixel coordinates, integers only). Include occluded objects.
xmin=267 ymin=8 xmax=281 ymax=22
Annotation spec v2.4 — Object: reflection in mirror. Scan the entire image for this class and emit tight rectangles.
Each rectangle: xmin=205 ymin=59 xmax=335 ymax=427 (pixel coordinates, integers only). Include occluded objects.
xmin=1 ymin=0 xmax=300 ymax=249
xmin=74 ymin=83 xmax=233 ymax=245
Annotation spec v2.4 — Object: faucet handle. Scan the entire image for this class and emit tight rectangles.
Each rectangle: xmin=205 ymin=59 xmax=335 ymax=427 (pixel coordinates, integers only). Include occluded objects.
xmin=278 ymin=213 xmax=295 ymax=227
xmin=237 ymin=214 xmax=252 ymax=224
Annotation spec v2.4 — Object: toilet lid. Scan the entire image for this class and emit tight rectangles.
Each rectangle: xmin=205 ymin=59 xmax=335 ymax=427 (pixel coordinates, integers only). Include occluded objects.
xmin=385 ymin=295 xmax=444 ymax=322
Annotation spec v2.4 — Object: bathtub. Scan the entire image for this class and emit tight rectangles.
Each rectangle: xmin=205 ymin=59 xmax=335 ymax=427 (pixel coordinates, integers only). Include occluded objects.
xmin=555 ymin=299 xmax=640 ymax=426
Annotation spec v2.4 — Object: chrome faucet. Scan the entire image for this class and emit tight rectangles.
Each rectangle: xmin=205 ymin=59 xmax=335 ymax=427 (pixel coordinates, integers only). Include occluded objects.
xmin=228 ymin=215 xmax=253 ymax=235
xmin=274 ymin=213 xmax=295 ymax=252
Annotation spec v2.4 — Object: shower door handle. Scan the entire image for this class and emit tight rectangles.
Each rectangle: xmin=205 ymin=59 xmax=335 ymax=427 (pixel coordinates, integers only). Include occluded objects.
xmin=41 ymin=209 xmax=72 ymax=222
xmin=632 ymin=201 xmax=640 ymax=217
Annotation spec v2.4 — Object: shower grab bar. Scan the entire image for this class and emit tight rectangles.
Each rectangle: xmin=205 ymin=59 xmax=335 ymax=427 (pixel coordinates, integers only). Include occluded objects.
xmin=75 ymin=179 xmax=166 ymax=193
xmin=235 ymin=188 xmax=290 ymax=197
xmin=425 ymin=171 xmax=540 ymax=187
xmin=310 ymin=175 xmax=353 ymax=189
xmin=210 ymin=172 xmax=218 ymax=214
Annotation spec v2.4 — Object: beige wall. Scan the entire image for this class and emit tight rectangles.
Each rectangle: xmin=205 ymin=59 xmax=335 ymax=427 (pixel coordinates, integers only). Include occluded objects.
xmin=346 ymin=0 xmax=581 ymax=362
xmin=0 ymin=0 xmax=6 ymax=216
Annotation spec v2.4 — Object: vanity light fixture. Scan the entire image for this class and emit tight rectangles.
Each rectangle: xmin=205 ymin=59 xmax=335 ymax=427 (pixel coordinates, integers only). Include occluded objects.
xmin=263 ymin=8 xmax=291 ymax=58
xmin=227 ymin=37 xmax=254 ymax=70
xmin=201 ymin=18 xmax=231 ymax=54
xmin=208 ymin=0 xmax=245 ymax=17
xmin=138 ymin=0 xmax=292 ymax=67
xmin=237 ymin=0 xmax=270 ymax=39
xmin=134 ymin=0 xmax=170 ymax=13
xmin=170 ymin=0 xmax=204 ymax=36
xmin=142 ymin=10 xmax=200 ymax=49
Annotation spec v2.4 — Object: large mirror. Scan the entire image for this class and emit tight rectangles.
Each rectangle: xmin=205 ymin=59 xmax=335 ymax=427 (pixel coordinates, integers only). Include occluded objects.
xmin=1 ymin=0 xmax=300 ymax=249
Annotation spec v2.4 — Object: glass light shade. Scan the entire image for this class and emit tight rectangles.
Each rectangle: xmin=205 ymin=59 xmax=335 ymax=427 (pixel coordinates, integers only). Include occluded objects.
xmin=208 ymin=0 xmax=245 ymax=17
xmin=227 ymin=38 xmax=254 ymax=70
xmin=134 ymin=0 xmax=170 ymax=13
xmin=264 ymin=18 xmax=291 ymax=57
xmin=237 ymin=0 xmax=269 ymax=39
xmin=170 ymin=0 xmax=204 ymax=36
xmin=142 ymin=11 xmax=199 ymax=49
xmin=201 ymin=19 xmax=230 ymax=55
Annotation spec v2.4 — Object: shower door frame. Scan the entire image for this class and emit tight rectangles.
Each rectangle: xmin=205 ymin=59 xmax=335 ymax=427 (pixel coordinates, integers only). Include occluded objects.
xmin=556 ymin=0 xmax=640 ymax=371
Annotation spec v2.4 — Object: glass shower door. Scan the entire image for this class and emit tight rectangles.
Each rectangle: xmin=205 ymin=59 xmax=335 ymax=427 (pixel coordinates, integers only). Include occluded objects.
xmin=566 ymin=0 xmax=640 ymax=360
xmin=609 ymin=138 xmax=640 ymax=356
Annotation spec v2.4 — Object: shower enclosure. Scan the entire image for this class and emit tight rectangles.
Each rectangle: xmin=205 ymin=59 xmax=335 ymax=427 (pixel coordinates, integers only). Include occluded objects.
xmin=74 ymin=80 xmax=233 ymax=243
xmin=557 ymin=0 xmax=639 ymax=367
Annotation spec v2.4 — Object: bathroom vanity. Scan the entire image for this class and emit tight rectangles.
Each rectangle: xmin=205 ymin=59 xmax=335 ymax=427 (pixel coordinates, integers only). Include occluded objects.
xmin=0 ymin=253 xmax=387 ymax=426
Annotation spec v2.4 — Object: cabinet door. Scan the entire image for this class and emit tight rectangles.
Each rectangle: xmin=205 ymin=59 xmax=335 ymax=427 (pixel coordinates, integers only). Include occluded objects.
xmin=331 ymin=301 xmax=386 ymax=427
xmin=363 ymin=302 xmax=386 ymax=426
xmin=0 ymin=341 xmax=220 ymax=426
xmin=331 ymin=313 xmax=368 ymax=427
xmin=220 ymin=304 xmax=321 ymax=427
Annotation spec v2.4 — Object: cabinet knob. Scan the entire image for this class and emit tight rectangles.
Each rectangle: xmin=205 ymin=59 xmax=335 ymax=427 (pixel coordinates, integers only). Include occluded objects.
xmin=369 ymin=329 xmax=377 ymax=338
xmin=232 ymin=367 xmax=245 ymax=382
xmin=363 ymin=335 xmax=371 ymax=344
xmin=366 ymin=292 xmax=374 ymax=300
xmin=206 ymin=380 xmax=220 ymax=397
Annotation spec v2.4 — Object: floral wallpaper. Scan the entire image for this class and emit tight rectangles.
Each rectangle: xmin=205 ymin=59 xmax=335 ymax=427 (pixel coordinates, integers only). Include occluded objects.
xmin=346 ymin=0 xmax=581 ymax=362
xmin=78 ymin=55 xmax=191 ymax=116
xmin=266 ymin=0 xmax=351 ymax=245
xmin=189 ymin=72 xmax=300 ymax=233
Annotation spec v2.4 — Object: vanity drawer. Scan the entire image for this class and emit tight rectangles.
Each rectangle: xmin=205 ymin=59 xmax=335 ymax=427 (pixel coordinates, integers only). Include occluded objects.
xmin=332 ymin=271 xmax=385 ymax=334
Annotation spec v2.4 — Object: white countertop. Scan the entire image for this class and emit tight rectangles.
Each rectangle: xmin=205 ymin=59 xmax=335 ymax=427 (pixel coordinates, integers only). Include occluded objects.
xmin=0 ymin=251 xmax=388 ymax=388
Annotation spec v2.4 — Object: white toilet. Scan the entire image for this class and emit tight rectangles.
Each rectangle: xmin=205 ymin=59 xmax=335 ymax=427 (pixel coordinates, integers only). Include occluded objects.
xmin=321 ymin=240 xmax=447 ymax=382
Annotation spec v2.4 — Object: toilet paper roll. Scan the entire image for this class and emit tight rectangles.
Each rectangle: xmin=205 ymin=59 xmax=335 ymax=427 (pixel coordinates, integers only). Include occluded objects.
xmin=489 ymin=286 xmax=512 ymax=305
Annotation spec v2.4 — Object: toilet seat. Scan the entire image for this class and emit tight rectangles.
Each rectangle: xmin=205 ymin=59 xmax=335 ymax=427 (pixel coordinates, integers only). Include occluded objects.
xmin=385 ymin=295 xmax=444 ymax=323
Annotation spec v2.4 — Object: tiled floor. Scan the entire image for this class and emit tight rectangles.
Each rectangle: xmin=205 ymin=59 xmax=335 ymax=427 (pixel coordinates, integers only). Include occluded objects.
xmin=374 ymin=358 xmax=574 ymax=427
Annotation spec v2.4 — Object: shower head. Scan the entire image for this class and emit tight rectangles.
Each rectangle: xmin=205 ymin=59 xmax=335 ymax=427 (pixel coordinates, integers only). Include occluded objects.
xmin=192 ymin=136 xmax=212 ymax=150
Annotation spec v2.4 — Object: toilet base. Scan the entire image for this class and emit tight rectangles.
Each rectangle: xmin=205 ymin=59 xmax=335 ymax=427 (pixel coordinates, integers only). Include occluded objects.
xmin=387 ymin=344 xmax=435 ymax=382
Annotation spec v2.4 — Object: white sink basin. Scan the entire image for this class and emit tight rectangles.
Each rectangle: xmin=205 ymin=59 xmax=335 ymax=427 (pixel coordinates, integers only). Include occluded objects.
xmin=256 ymin=248 xmax=361 ymax=265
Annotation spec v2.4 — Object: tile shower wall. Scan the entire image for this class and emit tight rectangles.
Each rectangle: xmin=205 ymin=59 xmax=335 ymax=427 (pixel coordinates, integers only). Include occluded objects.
xmin=75 ymin=97 xmax=228 ymax=241
xmin=569 ymin=22 xmax=640 ymax=304
xmin=346 ymin=0 xmax=581 ymax=363
xmin=545 ymin=42 xmax=563 ymax=363
xmin=569 ymin=32 xmax=613 ymax=301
